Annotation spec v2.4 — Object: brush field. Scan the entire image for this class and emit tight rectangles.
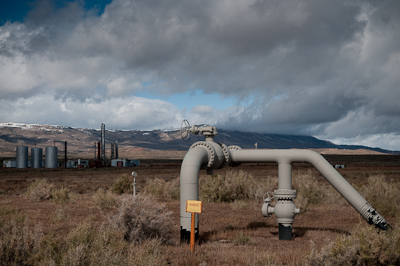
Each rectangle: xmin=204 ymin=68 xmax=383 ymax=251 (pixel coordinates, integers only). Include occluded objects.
xmin=0 ymin=155 xmax=399 ymax=265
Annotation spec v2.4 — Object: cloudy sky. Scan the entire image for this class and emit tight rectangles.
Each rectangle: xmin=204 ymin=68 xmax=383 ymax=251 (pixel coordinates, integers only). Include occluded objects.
xmin=1 ymin=0 xmax=399 ymax=150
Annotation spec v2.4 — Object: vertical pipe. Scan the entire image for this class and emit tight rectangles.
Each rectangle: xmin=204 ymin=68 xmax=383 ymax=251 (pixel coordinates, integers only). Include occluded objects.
xmin=64 ymin=141 xmax=67 ymax=168
xmin=115 ymin=140 xmax=118 ymax=159
xmin=97 ymin=142 xmax=101 ymax=161
xmin=101 ymin=123 xmax=105 ymax=163
xmin=180 ymin=147 xmax=209 ymax=242
xmin=278 ymin=162 xmax=292 ymax=189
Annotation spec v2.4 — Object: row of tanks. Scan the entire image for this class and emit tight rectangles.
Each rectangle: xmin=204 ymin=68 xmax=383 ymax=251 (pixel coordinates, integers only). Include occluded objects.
xmin=16 ymin=146 xmax=58 ymax=168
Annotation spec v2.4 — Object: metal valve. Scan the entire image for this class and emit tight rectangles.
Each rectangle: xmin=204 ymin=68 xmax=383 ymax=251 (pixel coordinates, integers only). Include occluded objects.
xmin=262 ymin=192 xmax=275 ymax=218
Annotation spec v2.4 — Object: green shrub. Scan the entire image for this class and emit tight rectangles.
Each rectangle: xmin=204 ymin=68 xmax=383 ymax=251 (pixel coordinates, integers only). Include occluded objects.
xmin=143 ymin=178 xmax=180 ymax=201
xmin=359 ymin=174 xmax=400 ymax=218
xmin=233 ymin=231 xmax=252 ymax=246
xmin=52 ymin=187 xmax=71 ymax=205
xmin=107 ymin=195 xmax=174 ymax=243
xmin=92 ymin=188 xmax=117 ymax=209
xmin=24 ymin=179 xmax=53 ymax=202
xmin=304 ymin=222 xmax=400 ymax=266
xmin=112 ymin=174 xmax=133 ymax=194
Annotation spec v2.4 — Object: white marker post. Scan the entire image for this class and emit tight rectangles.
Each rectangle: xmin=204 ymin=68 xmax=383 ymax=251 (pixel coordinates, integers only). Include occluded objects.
xmin=131 ymin=171 xmax=137 ymax=198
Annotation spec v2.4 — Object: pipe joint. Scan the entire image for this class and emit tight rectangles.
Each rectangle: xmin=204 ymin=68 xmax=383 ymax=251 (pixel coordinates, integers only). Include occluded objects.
xmin=190 ymin=141 xmax=225 ymax=169
xmin=274 ymin=189 xmax=297 ymax=200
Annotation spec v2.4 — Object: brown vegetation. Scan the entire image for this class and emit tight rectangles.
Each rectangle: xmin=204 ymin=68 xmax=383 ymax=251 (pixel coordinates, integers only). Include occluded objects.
xmin=0 ymin=156 xmax=399 ymax=265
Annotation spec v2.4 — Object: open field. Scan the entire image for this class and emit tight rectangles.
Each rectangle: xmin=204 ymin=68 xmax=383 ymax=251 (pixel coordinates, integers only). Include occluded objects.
xmin=0 ymin=155 xmax=399 ymax=265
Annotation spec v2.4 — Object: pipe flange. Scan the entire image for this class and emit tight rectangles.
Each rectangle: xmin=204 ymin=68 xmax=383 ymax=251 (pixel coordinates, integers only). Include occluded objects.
xmin=228 ymin=145 xmax=242 ymax=167
xmin=274 ymin=189 xmax=297 ymax=200
xmin=190 ymin=141 xmax=215 ymax=168
xmin=228 ymin=145 xmax=242 ymax=150
xmin=218 ymin=143 xmax=230 ymax=168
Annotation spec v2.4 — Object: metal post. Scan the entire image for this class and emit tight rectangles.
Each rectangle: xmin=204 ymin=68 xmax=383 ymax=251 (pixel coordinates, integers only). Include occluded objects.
xmin=133 ymin=178 xmax=136 ymax=197
xmin=190 ymin=212 xmax=195 ymax=252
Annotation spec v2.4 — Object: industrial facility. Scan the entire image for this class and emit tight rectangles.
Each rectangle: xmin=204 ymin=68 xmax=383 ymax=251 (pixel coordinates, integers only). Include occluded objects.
xmin=2 ymin=123 xmax=139 ymax=169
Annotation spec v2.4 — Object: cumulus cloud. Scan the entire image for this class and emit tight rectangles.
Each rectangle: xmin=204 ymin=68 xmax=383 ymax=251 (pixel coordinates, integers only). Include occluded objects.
xmin=0 ymin=0 xmax=399 ymax=149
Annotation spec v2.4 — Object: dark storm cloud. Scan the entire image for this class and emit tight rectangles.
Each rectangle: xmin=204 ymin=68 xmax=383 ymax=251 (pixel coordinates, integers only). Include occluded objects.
xmin=1 ymin=0 xmax=400 ymax=148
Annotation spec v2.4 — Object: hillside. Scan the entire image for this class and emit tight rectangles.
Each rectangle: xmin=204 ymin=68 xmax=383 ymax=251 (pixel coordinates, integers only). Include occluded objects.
xmin=0 ymin=122 xmax=396 ymax=159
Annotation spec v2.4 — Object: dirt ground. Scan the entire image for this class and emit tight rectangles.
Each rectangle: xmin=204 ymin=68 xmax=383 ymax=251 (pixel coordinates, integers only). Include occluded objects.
xmin=0 ymin=155 xmax=399 ymax=265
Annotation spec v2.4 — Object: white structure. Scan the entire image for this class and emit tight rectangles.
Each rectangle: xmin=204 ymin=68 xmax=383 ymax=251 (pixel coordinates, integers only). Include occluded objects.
xmin=3 ymin=160 xmax=16 ymax=168
xmin=111 ymin=159 xmax=140 ymax=167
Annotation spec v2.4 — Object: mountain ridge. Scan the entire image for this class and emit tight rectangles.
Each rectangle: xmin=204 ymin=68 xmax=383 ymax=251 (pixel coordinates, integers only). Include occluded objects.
xmin=0 ymin=122 xmax=398 ymax=158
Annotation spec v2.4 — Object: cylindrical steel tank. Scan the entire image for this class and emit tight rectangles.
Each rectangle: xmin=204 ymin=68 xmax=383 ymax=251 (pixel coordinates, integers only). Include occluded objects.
xmin=45 ymin=146 xmax=58 ymax=168
xmin=16 ymin=146 xmax=29 ymax=168
xmin=31 ymin=147 xmax=43 ymax=168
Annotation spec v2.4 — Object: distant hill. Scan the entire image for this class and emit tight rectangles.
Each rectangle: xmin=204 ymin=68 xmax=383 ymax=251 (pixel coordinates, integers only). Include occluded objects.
xmin=0 ymin=122 xmax=398 ymax=159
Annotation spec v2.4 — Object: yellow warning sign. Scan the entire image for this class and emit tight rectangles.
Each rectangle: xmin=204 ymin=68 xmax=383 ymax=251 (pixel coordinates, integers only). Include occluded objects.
xmin=186 ymin=200 xmax=202 ymax=213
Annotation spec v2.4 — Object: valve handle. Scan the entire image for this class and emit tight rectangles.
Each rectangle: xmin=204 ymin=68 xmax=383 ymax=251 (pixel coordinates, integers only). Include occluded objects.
xmin=180 ymin=119 xmax=191 ymax=140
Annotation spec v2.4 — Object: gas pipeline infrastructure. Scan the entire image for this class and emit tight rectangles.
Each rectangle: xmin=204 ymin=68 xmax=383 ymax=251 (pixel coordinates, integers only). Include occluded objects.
xmin=179 ymin=120 xmax=391 ymax=241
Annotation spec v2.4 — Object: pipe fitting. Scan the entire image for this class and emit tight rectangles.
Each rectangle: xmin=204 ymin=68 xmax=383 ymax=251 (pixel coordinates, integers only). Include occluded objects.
xmin=274 ymin=189 xmax=297 ymax=200
xmin=190 ymin=141 xmax=225 ymax=169
xmin=274 ymin=200 xmax=300 ymax=226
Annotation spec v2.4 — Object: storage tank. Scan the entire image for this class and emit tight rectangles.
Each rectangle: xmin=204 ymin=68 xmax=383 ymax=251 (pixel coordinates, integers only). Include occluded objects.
xmin=31 ymin=147 xmax=43 ymax=168
xmin=16 ymin=146 xmax=29 ymax=168
xmin=45 ymin=146 xmax=58 ymax=168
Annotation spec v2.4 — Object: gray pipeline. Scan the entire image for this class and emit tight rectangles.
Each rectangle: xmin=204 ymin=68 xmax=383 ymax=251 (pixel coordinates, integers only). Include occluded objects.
xmin=179 ymin=147 xmax=390 ymax=242
xmin=180 ymin=147 xmax=209 ymax=242
xmin=229 ymin=149 xmax=390 ymax=230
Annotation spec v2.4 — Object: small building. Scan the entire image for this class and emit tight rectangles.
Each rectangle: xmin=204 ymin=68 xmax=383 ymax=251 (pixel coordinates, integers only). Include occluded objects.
xmin=111 ymin=159 xmax=140 ymax=167
xmin=67 ymin=159 xmax=89 ymax=168
xmin=3 ymin=160 xmax=16 ymax=168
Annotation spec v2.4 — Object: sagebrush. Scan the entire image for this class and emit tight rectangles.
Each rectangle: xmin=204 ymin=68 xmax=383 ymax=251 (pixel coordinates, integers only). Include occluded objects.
xmin=359 ymin=174 xmax=400 ymax=218
xmin=24 ymin=179 xmax=53 ymax=202
xmin=92 ymin=188 xmax=117 ymax=209
xmin=142 ymin=178 xmax=180 ymax=201
xmin=108 ymin=195 xmax=174 ymax=243
xmin=112 ymin=174 xmax=133 ymax=194
xmin=304 ymin=222 xmax=400 ymax=266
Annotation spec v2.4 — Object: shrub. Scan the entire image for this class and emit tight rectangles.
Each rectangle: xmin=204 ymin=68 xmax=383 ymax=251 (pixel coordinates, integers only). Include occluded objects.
xmin=143 ymin=178 xmax=180 ymax=201
xmin=293 ymin=171 xmax=328 ymax=212
xmin=359 ymin=174 xmax=400 ymax=218
xmin=200 ymin=170 xmax=258 ymax=203
xmin=0 ymin=219 xmax=43 ymax=266
xmin=112 ymin=174 xmax=133 ymax=194
xmin=92 ymin=188 xmax=117 ymax=209
xmin=304 ymin=222 xmax=400 ymax=266
xmin=108 ymin=195 xmax=174 ymax=243
xmin=52 ymin=187 xmax=71 ymax=205
xmin=52 ymin=206 xmax=70 ymax=222
xmin=24 ymin=179 xmax=53 ymax=202
xmin=233 ymin=231 xmax=252 ymax=246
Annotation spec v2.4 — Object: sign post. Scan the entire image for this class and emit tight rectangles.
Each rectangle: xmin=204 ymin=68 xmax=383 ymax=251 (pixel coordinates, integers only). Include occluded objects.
xmin=186 ymin=200 xmax=202 ymax=252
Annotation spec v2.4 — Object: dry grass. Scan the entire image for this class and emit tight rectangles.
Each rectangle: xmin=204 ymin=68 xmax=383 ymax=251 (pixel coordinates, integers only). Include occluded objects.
xmin=24 ymin=179 xmax=53 ymax=202
xmin=52 ymin=187 xmax=72 ymax=205
xmin=92 ymin=188 xmax=117 ymax=209
xmin=142 ymin=177 xmax=180 ymax=201
xmin=304 ymin=221 xmax=400 ymax=266
xmin=358 ymin=174 xmax=400 ymax=218
xmin=0 ymin=159 xmax=399 ymax=266
xmin=112 ymin=174 xmax=133 ymax=194
xmin=107 ymin=195 xmax=174 ymax=243
xmin=199 ymin=170 xmax=272 ymax=202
